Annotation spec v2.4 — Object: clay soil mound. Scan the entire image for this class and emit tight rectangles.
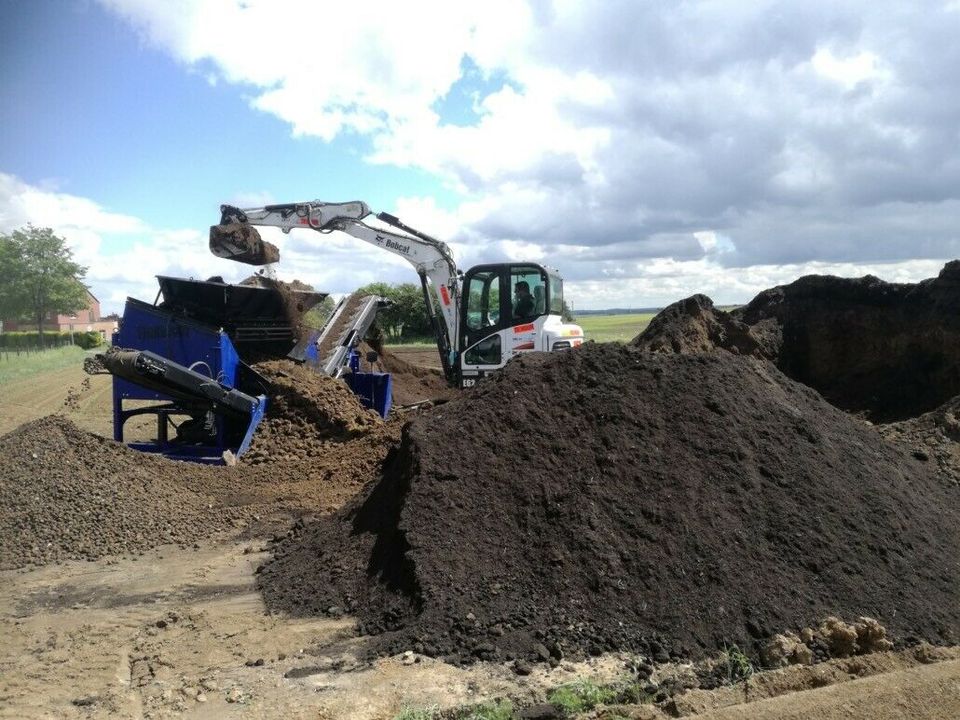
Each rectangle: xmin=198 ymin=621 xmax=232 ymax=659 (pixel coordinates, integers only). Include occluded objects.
xmin=636 ymin=261 xmax=960 ymax=422
xmin=257 ymin=344 xmax=960 ymax=664
xmin=0 ymin=416 xmax=237 ymax=570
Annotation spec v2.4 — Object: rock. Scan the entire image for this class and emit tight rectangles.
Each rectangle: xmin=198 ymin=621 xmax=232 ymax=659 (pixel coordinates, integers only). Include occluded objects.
xmin=532 ymin=643 xmax=551 ymax=662
xmin=402 ymin=651 xmax=416 ymax=666
xmin=761 ymin=632 xmax=813 ymax=667
xmin=854 ymin=616 xmax=894 ymax=653
xmin=819 ymin=617 xmax=858 ymax=658
xmin=520 ymin=703 xmax=561 ymax=720
xmin=513 ymin=660 xmax=533 ymax=676
xmin=225 ymin=687 xmax=243 ymax=703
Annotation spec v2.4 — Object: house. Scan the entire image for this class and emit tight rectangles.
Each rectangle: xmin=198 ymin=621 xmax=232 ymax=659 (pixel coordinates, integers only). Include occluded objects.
xmin=2 ymin=288 xmax=118 ymax=340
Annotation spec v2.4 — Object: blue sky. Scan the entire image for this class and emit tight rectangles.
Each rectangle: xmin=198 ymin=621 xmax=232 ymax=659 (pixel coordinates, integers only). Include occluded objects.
xmin=0 ymin=2 xmax=448 ymax=234
xmin=2 ymin=1 xmax=959 ymax=313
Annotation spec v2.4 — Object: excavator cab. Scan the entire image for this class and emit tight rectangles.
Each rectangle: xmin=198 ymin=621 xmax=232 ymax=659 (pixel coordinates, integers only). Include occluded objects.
xmin=458 ymin=263 xmax=582 ymax=387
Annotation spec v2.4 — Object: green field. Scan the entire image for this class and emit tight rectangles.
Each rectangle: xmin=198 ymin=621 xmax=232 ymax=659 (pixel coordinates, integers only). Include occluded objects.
xmin=0 ymin=345 xmax=95 ymax=385
xmin=577 ymin=312 xmax=655 ymax=343
xmin=385 ymin=312 xmax=656 ymax=351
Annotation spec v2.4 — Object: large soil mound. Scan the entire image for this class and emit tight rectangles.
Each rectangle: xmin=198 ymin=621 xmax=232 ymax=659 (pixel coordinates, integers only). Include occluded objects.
xmin=257 ymin=344 xmax=960 ymax=664
xmin=636 ymin=294 xmax=762 ymax=356
xmin=635 ymin=261 xmax=960 ymax=421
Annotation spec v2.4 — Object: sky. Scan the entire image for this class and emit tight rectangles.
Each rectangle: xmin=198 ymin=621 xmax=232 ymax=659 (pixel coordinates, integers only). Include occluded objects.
xmin=1 ymin=0 xmax=959 ymax=314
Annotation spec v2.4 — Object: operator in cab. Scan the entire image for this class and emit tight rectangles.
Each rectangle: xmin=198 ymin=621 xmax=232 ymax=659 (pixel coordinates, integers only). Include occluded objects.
xmin=513 ymin=281 xmax=536 ymax=319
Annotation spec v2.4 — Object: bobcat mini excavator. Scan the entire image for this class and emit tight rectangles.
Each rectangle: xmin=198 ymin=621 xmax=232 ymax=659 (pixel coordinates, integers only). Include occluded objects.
xmin=210 ymin=200 xmax=584 ymax=388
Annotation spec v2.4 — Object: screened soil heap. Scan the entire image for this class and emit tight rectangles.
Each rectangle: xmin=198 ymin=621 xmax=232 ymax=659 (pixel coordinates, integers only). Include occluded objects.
xmin=244 ymin=359 xmax=382 ymax=464
xmin=258 ymin=344 xmax=960 ymax=664
xmin=0 ymin=370 xmax=398 ymax=569
xmin=0 ymin=416 xmax=228 ymax=570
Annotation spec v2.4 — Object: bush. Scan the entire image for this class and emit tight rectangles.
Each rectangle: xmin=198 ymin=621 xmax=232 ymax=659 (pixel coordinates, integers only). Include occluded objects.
xmin=74 ymin=331 xmax=104 ymax=349
xmin=0 ymin=330 xmax=104 ymax=350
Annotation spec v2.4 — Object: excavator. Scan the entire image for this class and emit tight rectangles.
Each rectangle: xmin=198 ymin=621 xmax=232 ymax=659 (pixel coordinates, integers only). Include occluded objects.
xmin=209 ymin=200 xmax=584 ymax=388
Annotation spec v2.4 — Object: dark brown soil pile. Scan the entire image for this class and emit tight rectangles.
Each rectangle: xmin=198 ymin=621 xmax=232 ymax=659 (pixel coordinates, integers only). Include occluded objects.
xmin=880 ymin=394 xmax=960 ymax=486
xmin=0 ymin=423 xmax=400 ymax=572
xmin=244 ymin=359 xmax=381 ymax=464
xmin=0 ymin=416 xmax=239 ymax=570
xmin=257 ymin=344 xmax=960 ymax=665
xmin=636 ymin=262 xmax=960 ymax=422
xmin=635 ymin=294 xmax=762 ymax=356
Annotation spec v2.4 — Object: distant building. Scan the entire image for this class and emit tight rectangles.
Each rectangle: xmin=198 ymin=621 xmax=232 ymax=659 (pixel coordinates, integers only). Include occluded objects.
xmin=2 ymin=288 xmax=118 ymax=340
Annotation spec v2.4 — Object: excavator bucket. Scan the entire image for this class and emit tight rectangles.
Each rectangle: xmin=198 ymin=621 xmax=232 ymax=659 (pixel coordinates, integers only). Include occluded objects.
xmin=209 ymin=222 xmax=281 ymax=266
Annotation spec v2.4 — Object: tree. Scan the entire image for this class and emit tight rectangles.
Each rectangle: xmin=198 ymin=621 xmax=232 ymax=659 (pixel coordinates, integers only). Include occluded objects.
xmin=302 ymin=294 xmax=336 ymax=328
xmin=0 ymin=226 xmax=88 ymax=345
xmin=356 ymin=282 xmax=433 ymax=342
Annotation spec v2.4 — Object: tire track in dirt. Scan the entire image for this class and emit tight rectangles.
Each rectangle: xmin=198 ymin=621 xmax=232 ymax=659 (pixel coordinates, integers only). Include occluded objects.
xmin=0 ymin=365 xmax=92 ymax=436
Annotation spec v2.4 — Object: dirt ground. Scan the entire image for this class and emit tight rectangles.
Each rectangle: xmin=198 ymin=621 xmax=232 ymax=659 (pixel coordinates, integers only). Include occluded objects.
xmin=2 ymin=352 xmax=960 ymax=719
xmin=2 ymin=536 xmax=959 ymax=720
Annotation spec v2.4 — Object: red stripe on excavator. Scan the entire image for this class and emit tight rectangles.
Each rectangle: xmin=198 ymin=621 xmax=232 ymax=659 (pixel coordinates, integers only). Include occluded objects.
xmin=515 ymin=342 xmax=535 ymax=350
xmin=513 ymin=323 xmax=535 ymax=333
xmin=440 ymin=285 xmax=450 ymax=305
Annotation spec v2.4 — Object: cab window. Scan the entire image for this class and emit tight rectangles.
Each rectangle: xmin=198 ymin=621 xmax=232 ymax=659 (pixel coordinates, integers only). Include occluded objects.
xmin=548 ymin=271 xmax=564 ymax=315
xmin=510 ymin=267 xmax=547 ymax=323
xmin=465 ymin=270 xmax=502 ymax=331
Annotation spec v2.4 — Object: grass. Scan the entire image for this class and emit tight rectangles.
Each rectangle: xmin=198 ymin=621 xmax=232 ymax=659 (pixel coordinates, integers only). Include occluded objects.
xmin=383 ymin=312 xmax=656 ymax=352
xmin=394 ymin=706 xmax=439 ymax=720
xmin=576 ymin=312 xmax=655 ymax=343
xmin=721 ymin=645 xmax=755 ymax=685
xmin=0 ymin=344 xmax=96 ymax=385
xmin=393 ymin=699 xmax=513 ymax=720
xmin=547 ymin=679 xmax=619 ymax=713
xmin=454 ymin=699 xmax=514 ymax=720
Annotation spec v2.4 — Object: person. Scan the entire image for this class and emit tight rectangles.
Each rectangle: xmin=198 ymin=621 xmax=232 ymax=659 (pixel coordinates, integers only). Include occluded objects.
xmin=513 ymin=281 xmax=536 ymax=319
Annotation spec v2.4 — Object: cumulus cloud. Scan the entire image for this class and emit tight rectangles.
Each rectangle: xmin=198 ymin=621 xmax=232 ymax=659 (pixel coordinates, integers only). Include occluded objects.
xmin=0 ymin=173 xmax=433 ymax=313
xmin=97 ymin=0 xmax=960 ymax=307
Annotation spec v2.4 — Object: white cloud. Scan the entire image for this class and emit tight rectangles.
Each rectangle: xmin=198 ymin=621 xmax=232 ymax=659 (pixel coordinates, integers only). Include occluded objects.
xmin=0 ymin=173 xmax=244 ymax=312
xmin=82 ymin=2 xmax=960 ymax=309
xmin=2 ymin=173 xmax=953 ymax=314
xmin=811 ymin=48 xmax=887 ymax=88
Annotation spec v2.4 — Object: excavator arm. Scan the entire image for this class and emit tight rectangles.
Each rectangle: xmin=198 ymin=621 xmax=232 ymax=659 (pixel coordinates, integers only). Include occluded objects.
xmin=211 ymin=201 xmax=462 ymax=380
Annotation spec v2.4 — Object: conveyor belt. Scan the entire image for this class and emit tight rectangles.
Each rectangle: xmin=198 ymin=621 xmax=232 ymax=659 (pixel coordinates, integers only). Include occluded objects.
xmin=100 ymin=349 xmax=262 ymax=416
xmin=312 ymin=294 xmax=386 ymax=376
